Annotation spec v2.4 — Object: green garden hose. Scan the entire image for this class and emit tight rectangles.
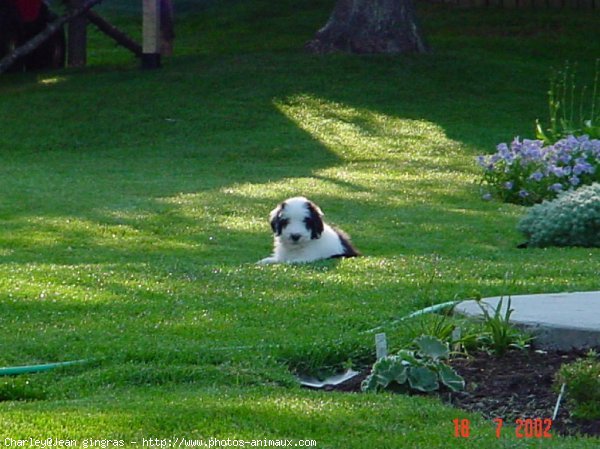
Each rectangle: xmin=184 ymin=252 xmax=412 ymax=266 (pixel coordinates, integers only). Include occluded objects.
xmin=0 ymin=359 xmax=88 ymax=376
xmin=364 ymin=300 xmax=461 ymax=334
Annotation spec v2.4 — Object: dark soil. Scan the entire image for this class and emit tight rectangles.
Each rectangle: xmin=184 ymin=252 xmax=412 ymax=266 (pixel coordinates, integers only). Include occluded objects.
xmin=310 ymin=348 xmax=600 ymax=438
xmin=444 ymin=349 xmax=600 ymax=438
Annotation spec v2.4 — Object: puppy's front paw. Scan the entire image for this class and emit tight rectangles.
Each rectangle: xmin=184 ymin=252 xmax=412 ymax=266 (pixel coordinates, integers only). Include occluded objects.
xmin=257 ymin=256 xmax=278 ymax=265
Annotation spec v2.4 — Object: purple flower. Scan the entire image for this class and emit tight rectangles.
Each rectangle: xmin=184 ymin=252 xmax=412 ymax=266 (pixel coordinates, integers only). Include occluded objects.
xmin=573 ymin=159 xmax=595 ymax=175
xmin=496 ymin=143 xmax=509 ymax=153
xmin=549 ymin=183 xmax=564 ymax=192
xmin=501 ymin=153 xmax=514 ymax=163
xmin=557 ymin=153 xmax=572 ymax=164
xmin=476 ymin=155 xmax=497 ymax=171
xmin=529 ymin=171 xmax=544 ymax=181
xmin=510 ymin=138 xmax=522 ymax=153
xmin=549 ymin=165 xmax=570 ymax=177
xmin=515 ymin=139 xmax=545 ymax=165
xmin=565 ymin=135 xmax=579 ymax=146
xmin=476 ymin=135 xmax=600 ymax=205
xmin=482 ymin=193 xmax=493 ymax=201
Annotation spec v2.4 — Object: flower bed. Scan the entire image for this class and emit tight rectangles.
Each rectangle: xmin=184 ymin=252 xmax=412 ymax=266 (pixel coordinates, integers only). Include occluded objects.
xmin=478 ymin=135 xmax=600 ymax=206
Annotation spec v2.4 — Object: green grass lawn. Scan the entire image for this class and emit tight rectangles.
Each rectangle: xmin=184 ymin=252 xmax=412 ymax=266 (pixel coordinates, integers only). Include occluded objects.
xmin=1 ymin=0 xmax=599 ymax=446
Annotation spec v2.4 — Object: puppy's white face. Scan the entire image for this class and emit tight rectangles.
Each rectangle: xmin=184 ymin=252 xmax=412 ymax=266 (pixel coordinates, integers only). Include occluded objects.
xmin=269 ymin=197 xmax=324 ymax=246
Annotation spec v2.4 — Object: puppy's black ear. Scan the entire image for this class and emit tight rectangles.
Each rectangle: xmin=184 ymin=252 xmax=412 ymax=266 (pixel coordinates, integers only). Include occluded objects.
xmin=306 ymin=201 xmax=324 ymax=239
xmin=269 ymin=202 xmax=286 ymax=235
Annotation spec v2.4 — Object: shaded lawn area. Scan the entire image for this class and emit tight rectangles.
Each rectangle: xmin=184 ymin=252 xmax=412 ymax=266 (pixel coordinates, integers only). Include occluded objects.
xmin=0 ymin=1 xmax=599 ymax=446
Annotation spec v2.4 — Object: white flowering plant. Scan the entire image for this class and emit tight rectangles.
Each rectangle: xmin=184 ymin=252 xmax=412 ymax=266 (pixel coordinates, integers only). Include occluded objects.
xmin=477 ymin=135 xmax=600 ymax=206
xmin=517 ymin=183 xmax=600 ymax=248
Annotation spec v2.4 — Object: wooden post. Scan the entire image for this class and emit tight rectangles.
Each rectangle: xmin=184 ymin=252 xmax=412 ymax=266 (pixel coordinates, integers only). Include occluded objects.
xmin=160 ymin=0 xmax=174 ymax=56
xmin=0 ymin=0 xmax=103 ymax=74
xmin=142 ymin=0 xmax=161 ymax=69
xmin=67 ymin=0 xmax=87 ymax=67
xmin=375 ymin=333 xmax=388 ymax=360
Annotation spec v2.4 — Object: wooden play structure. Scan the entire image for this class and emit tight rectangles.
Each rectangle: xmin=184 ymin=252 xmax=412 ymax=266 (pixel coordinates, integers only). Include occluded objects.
xmin=0 ymin=0 xmax=174 ymax=73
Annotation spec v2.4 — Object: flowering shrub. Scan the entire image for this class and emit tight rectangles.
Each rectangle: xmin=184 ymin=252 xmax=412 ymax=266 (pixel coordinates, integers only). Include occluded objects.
xmin=477 ymin=135 xmax=600 ymax=205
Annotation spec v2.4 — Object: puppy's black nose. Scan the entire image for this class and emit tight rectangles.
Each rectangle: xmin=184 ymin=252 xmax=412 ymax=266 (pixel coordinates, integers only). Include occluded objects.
xmin=290 ymin=234 xmax=301 ymax=242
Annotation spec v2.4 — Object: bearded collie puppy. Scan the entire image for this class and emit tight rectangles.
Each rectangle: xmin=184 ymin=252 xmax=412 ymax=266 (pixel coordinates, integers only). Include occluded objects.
xmin=258 ymin=197 xmax=360 ymax=264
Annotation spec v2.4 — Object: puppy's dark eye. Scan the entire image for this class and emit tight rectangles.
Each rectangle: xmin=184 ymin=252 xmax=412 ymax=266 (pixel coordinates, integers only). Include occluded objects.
xmin=279 ymin=218 xmax=289 ymax=227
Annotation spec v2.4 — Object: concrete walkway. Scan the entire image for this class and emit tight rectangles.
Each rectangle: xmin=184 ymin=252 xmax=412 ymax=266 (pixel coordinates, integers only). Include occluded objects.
xmin=455 ymin=291 xmax=600 ymax=350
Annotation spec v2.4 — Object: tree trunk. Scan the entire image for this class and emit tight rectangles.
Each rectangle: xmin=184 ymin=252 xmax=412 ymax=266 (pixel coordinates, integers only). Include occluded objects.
xmin=306 ymin=0 xmax=429 ymax=54
xmin=67 ymin=0 xmax=88 ymax=67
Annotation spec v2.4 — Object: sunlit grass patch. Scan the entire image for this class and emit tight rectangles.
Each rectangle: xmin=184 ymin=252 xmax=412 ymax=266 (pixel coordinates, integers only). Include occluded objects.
xmin=275 ymin=93 xmax=463 ymax=163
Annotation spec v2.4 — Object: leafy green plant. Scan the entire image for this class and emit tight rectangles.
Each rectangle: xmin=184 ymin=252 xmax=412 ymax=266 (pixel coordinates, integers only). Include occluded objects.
xmin=555 ymin=351 xmax=600 ymax=420
xmin=536 ymin=60 xmax=600 ymax=144
xmin=361 ymin=335 xmax=464 ymax=393
xmin=406 ymin=312 xmax=457 ymax=344
xmin=406 ymin=312 xmax=485 ymax=356
xmin=475 ymin=297 xmax=532 ymax=356
xmin=518 ymin=182 xmax=600 ymax=248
